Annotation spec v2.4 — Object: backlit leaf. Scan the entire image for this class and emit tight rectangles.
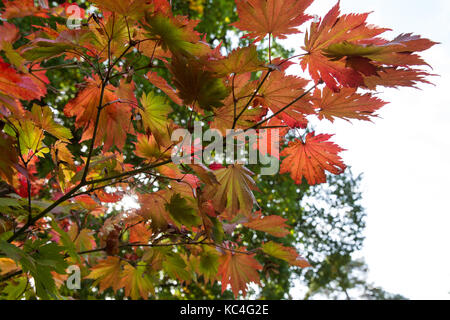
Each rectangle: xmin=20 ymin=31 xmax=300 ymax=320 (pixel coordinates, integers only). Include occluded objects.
xmin=280 ymin=132 xmax=346 ymax=185
xmin=232 ymin=0 xmax=313 ymax=41
xmin=218 ymin=247 xmax=262 ymax=297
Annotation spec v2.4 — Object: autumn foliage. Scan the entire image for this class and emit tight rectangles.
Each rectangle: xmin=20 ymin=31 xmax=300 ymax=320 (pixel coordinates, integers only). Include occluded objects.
xmin=0 ymin=0 xmax=436 ymax=299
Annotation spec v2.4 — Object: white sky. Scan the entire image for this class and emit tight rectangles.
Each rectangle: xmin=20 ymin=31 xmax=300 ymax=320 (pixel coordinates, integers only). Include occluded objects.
xmin=282 ymin=0 xmax=450 ymax=299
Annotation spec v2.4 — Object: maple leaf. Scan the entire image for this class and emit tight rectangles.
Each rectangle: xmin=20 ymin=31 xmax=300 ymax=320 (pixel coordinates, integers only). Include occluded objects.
xmin=68 ymin=225 xmax=96 ymax=253
xmin=0 ymin=258 xmax=19 ymax=276
xmin=162 ymin=250 xmax=192 ymax=283
xmin=203 ymin=164 xmax=258 ymax=217
xmin=30 ymin=104 xmax=73 ymax=142
xmin=91 ymin=0 xmax=151 ymax=19
xmin=257 ymin=70 xmax=314 ymax=128
xmin=170 ymin=55 xmax=229 ymax=111
xmin=165 ymin=193 xmax=202 ymax=228
xmin=128 ymin=222 xmax=152 ymax=244
xmin=1 ymin=0 xmax=49 ymax=19
xmin=135 ymin=133 xmax=171 ymax=162
xmin=64 ymin=76 xmax=133 ymax=151
xmin=321 ymin=34 xmax=438 ymax=89
xmin=312 ymin=87 xmax=387 ymax=122
xmin=22 ymin=28 xmax=92 ymax=62
xmin=300 ymin=2 xmax=389 ymax=91
xmin=261 ymin=241 xmax=310 ymax=267
xmin=243 ymin=211 xmax=290 ymax=237
xmin=95 ymin=189 xmax=124 ymax=203
xmin=232 ymin=0 xmax=313 ymax=42
xmin=138 ymin=92 xmax=172 ymax=146
xmin=146 ymin=248 xmax=191 ymax=283
xmin=210 ymin=73 xmax=263 ymax=135
xmin=209 ymin=46 xmax=266 ymax=76
xmin=252 ymin=117 xmax=289 ymax=159
xmin=323 ymin=33 xmax=438 ymax=68
xmin=86 ymin=256 xmax=123 ymax=293
xmin=146 ymin=71 xmax=183 ymax=106
xmin=218 ymin=247 xmax=262 ymax=297
xmin=141 ymin=14 xmax=203 ymax=55
xmin=0 ymin=22 xmax=20 ymax=51
xmin=0 ymin=133 xmax=19 ymax=185
xmin=6 ymin=117 xmax=49 ymax=159
xmin=195 ymin=246 xmax=220 ymax=284
xmin=0 ymin=58 xmax=46 ymax=101
xmin=280 ymin=132 xmax=346 ymax=185
xmin=87 ymin=16 xmax=131 ymax=62
xmin=120 ymin=262 xmax=154 ymax=300
xmin=363 ymin=67 xmax=435 ymax=90
xmin=137 ymin=191 xmax=172 ymax=231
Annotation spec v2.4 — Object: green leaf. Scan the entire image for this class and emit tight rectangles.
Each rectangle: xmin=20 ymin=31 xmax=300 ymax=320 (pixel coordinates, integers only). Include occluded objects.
xmin=165 ymin=193 xmax=201 ymax=228
xmin=22 ymin=40 xmax=74 ymax=61
xmin=0 ymin=198 xmax=22 ymax=207
xmin=261 ymin=241 xmax=310 ymax=268
xmin=170 ymin=55 xmax=229 ymax=111
xmin=210 ymin=217 xmax=224 ymax=243
xmin=142 ymin=14 xmax=201 ymax=55
xmin=160 ymin=249 xmax=191 ymax=282
xmin=0 ymin=241 xmax=35 ymax=270
xmin=198 ymin=247 xmax=219 ymax=282
xmin=0 ymin=277 xmax=28 ymax=300
xmin=48 ymin=215 xmax=79 ymax=263
xmin=28 ymin=242 xmax=69 ymax=299
xmin=31 ymin=104 xmax=73 ymax=142
xmin=139 ymin=91 xmax=172 ymax=145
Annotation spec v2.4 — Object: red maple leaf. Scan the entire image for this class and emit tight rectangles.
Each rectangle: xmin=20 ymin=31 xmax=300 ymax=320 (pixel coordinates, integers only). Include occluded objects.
xmin=280 ymin=132 xmax=346 ymax=185
xmin=300 ymin=1 xmax=389 ymax=91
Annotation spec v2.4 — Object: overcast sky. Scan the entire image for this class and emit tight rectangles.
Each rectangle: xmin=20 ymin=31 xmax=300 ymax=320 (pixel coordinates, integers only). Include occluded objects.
xmin=282 ymin=0 xmax=450 ymax=299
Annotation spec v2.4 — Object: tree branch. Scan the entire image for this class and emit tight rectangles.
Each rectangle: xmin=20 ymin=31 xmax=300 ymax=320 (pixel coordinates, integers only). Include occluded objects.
xmin=248 ymin=84 xmax=317 ymax=130
xmin=232 ymin=70 xmax=272 ymax=129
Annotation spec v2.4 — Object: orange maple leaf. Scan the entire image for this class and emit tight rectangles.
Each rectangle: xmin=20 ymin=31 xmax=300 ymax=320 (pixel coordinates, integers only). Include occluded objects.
xmin=86 ymin=256 xmax=123 ymax=293
xmin=300 ymin=1 xmax=389 ymax=91
xmin=218 ymin=247 xmax=262 ymax=298
xmin=257 ymin=70 xmax=314 ymax=128
xmin=280 ymin=132 xmax=346 ymax=185
xmin=146 ymin=71 xmax=183 ymax=106
xmin=243 ymin=211 xmax=290 ymax=237
xmin=64 ymin=76 xmax=134 ymax=151
xmin=363 ymin=67 xmax=435 ymax=90
xmin=210 ymin=72 xmax=263 ymax=135
xmin=232 ymin=0 xmax=313 ymax=41
xmin=321 ymin=33 xmax=438 ymax=89
xmin=313 ymin=87 xmax=388 ymax=122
